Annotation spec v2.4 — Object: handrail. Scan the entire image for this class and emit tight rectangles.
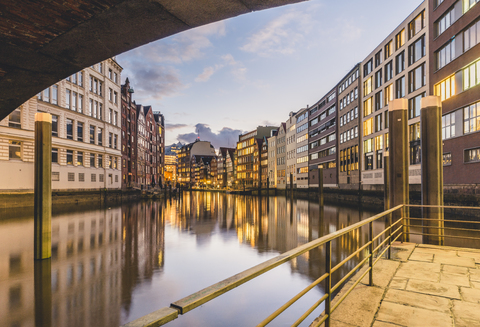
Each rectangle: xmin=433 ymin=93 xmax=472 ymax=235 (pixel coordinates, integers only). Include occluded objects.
xmin=122 ymin=204 xmax=403 ymax=327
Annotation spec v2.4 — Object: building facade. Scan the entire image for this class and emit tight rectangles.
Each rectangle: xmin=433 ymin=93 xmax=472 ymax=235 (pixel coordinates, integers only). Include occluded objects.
xmin=308 ymin=88 xmax=338 ymax=187
xmin=178 ymin=140 xmax=216 ymax=187
xmin=429 ymin=0 xmax=480 ymax=184
xmin=295 ymin=108 xmax=309 ymax=188
xmin=121 ymin=78 xmax=137 ymax=189
xmin=338 ymin=64 xmax=361 ymax=188
xmin=286 ymin=112 xmax=297 ymax=187
xmin=361 ymin=2 xmax=429 ymax=187
xmin=1 ymin=58 xmax=123 ymax=191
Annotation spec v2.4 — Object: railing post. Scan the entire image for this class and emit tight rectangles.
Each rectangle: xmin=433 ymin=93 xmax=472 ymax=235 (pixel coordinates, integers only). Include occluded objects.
xmin=325 ymin=240 xmax=331 ymax=327
xmin=369 ymin=222 xmax=373 ymax=286
xmin=384 ymin=153 xmax=391 ymax=259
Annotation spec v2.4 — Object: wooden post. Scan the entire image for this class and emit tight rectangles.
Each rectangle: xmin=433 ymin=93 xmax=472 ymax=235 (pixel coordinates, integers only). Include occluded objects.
xmin=388 ymin=99 xmax=409 ymax=242
xmin=34 ymin=259 xmax=52 ymax=327
xmin=421 ymin=96 xmax=444 ymax=245
xmin=34 ymin=113 xmax=52 ymax=260
xmin=318 ymin=165 xmax=324 ymax=207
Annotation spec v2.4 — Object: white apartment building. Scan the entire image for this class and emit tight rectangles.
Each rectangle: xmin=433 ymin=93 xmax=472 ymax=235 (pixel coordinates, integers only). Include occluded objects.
xmin=295 ymin=108 xmax=309 ymax=188
xmin=285 ymin=112 xmax=297 ymax=187
xmin=0 ymin=58 xmax=123 ymax=191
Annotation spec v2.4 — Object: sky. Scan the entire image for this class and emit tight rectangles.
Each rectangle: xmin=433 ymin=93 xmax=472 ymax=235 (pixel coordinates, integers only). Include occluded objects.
xmin=117 ymin=0 xmax=424 ymax=149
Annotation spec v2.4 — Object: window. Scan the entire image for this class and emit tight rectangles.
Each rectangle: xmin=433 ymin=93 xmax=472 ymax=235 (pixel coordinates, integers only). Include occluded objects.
xmin=66 ymin=119 xmax=73 ymax=140
xmin=443 ymin=153 xmax=452 ymax=166
xmin=52 ymin=172 xmax=60 ymax=181
xmin=52 ymin=85 xmax=58 ymax=105
xmin=114 ymin=112 xmax=118 ymax=126
xmin=68 ymin=172 xmax=75 ymax=182
xmin=52 ymin=148 xmax=58 ymax=163
xmin=464 ymin=0 xmax=480 ymax=14
xmin=79 ymin=173 xmax=85 ymax=182
xmin=52 ymin=115 xmax=58 ymax=137
xmin=9 ymin=141 xmax=21 ymax=160
xmin=464 ymin=102 xmax=480 ymax=133
xmin=463 ymin=60 xmax=480 ymax=91
xmin=436 ymin=38 xmax=455 ymax=70
xmin=396 ymin=51 xmax=405 ymax=74
xmin=72 ymin=92 xmax=77 ymax=111
xmin=375 ymin=114 xmax=382 ymax=132
xmin=409 ymin=92 xmax=425 ymax=119
xmin=434 ymin=75 xmax=456 ymax=101
xmin=408 ymin=35 xmax=425 ymax=65
xmin=364 ymin=97 xmax=373 ymax=117
xmin=109 ymin=133 xmax=113 ymax=148
xmin=385 ymin=61 xmax=393 ymax=82
xmin=114 ymin=134 xmax=118 ymax=149
xmin=385 ymin=111 xmax=390 ymax=129
xmin=108 ymin=69 xmax=112 ymax=80
xmin=8 ymin=109 xmax=21 ymax=128
xmin=375 ymin=91 xmax=383 ymax=111
xmin=79 ymin=72 xmax=83 ymax=87
xmin=109 ymin=109 xmax=112 ymax=123
xmin=77 ymin=122 xmax=83 ymax=142
xmin=409 ymin=122 xmax=421 ymax=165
xmin=385 ymin=40 xmax=393 ymax=59
xmin=65 ymin=89 xmax=70 ymax=109
xmin=375 ymin=70 xmax=382 ymax=88
xmin=364 ymin=118 xmax=373 ymax=136
xmin=364 ymin=59 xmax=373 ymax=77
xmin=408 ymin=63 xmax=426 ymax=93
xmin=66 ymin=150 xmax=73 ymax=165
xmin=442 ymin=112 xmax=456 ymax=139
xmin=90 ymin=126 xmax=97 ymax=145
xmin=109 ymin=88 xmax=113 ymax=102
xmin=364 ymin=139 xmax=373 ymax=170
xmin=375 ymin=50 xmax=382 ymax=67
xmin=98 ymin=154 xmax=103 ymax=168
xmin=91 ymin=173 xmax=96 ymax=182
xmin=114 ymin=92 xmax=118 ymax=104
xmin=396 ymin=29 xmax=405 ymax=49
xmin=114 ymin=72 xmax=118 ymax=84
xmin=77 ymin=152 xmax=84 ymax=166
xmin=465 ymin=148 xmax=480 ymax=163
xmin=409 ymin=11 xmax=425 ymax=39
xmin=364 ymin=77 xmax=372 ymax=96
xmin=43 ymin=88 xmax=50 ymax=102
xmin=395 ymin=76 xmax=405 ymax=98
xmin=90 ymin=153 xmax=95 ymax=167
xmin=71 ymin=73 xmax=77 ymax=84
xmin=97 ymin=128 xmax=103 ymax=146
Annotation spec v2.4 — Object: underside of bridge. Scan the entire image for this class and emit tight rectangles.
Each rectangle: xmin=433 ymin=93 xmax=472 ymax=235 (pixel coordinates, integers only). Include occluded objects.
xmin=0 ymin=0 xmax=303 ymax=121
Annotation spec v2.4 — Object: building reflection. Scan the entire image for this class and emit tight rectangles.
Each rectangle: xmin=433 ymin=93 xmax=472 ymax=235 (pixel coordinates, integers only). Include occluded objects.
xmin=0 ymin=202 xmax=165 ymax=327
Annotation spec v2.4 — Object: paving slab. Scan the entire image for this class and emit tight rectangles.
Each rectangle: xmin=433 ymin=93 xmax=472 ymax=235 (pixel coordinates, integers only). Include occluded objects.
xmin=389 ymin=242 xmax=415 ymax=262
xmin=408 ymin=251 xmax=433 ymax=262
xmin=442 ymin=265 xmax=469 ymax=275
xmin=440 ymin=272 xmax=471 ymax=287
xmin=460 ymin=286 xmax=480 ymax=303
xmin=360 ymin=259 xmax=400 ymax=288
xmin=375 ymin=301 xmax=453 ymax=327
xmin=415 ymin=246 xmax=457 ymax=256
xmin=372 ymin=321 xmax=403 ymax=327
xmin=458 ymin=251 xmax=480 ymax=264
xmin=434 ymin=255 xmax=476 ymax=267
xmin=395 ymin=261 xmax=440 ymax=282
xmin=382 ymin=288 xmax=451 ymax=313
xmin=328 ymin=284 xmax=384 ymax=327
xmin=389 ymin=277 xmax=407 ymax=290
xmin=470 ymin=268 xmax=480 ymax=282
xmin=473 ymin=281 xmax=480 ymax=289
xmin=453 ymin=300 xmax=480 ymax=324
xmin=406 ymin=279 xmax=461 ymax=299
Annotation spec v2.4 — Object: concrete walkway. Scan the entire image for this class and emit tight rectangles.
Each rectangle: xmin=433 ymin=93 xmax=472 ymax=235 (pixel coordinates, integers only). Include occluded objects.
xmin=313 ymin=242 xmax=480 ymax=327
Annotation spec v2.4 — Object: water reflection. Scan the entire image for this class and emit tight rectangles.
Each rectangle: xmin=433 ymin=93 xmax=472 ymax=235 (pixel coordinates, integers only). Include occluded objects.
xmin=0 ymin=193 xmax=385 ymax=327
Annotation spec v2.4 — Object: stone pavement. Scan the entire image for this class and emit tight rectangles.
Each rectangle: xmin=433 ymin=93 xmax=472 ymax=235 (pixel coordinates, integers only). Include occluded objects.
xmin=312 ymin=242 xmax=480 ymax=327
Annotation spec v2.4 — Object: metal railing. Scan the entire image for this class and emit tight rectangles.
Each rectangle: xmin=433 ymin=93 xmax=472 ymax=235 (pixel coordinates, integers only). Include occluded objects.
xmin=121 ymin=203 xmax=480 ymax=327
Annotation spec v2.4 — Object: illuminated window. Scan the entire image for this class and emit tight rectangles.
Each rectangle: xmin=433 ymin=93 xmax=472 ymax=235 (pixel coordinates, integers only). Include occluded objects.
xmin=8 ymin=109 xmax=21 ymax=129
xmin=364 ymin=97 xmax=373 ymax=117
xmin=384 ymin=40 xmax=393 ymax=59
xmin=364 ymin=77 xmax=372 ymax=96
xmin=409 ymin=11 xmax=425 ymax=39
xmin=436 ymin=38 xmax=456 ymax=70
xmin=443 ymin=153 xmax=452 ymax=166
xmin=463 ymin=60 xmax=480 ymax=90
xmin=434 ymin=75 xmax=456 ymax=101
xmin=385 ymin=84 xmax=394 ymax=106
xmin=464 ymin=102 xmax=480 ymax=133
xmin=465 ymin=147 xmax=480 ymax=163
xmin=363 ymin=118 xmax=373 ymax=136
xmin=408 ymin=35 xmax=426 ymax=65
xmin=408 ymin=63 xmax=426 ymax=93
xmin=9 ymin=140 xmax=22 ymax=160
xmin=396 ymin=29 xmax=405 ymax=49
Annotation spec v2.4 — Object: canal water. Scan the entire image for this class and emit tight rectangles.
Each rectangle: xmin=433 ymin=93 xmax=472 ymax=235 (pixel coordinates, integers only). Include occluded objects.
xmin=0 ymin=192 xmax=386 ymax=327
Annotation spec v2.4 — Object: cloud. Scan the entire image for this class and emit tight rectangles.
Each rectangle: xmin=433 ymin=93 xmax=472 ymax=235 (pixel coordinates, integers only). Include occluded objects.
xmin=166 ymin=123 xmax=189 ymax=130
xmin=125 ymin=65 xmax=185 ymax=100
xmin=177 ymin=123 xmax=244 ymax=149
xmin=122 ymin=20 xmax=226 ymax=64
xmin=194 ymin=54 xmax=247 ymax=82
xmin=195 ymin=66 xmax=219 ymax=82
xmin=240 ymin=9 xmax=314 ymax=57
